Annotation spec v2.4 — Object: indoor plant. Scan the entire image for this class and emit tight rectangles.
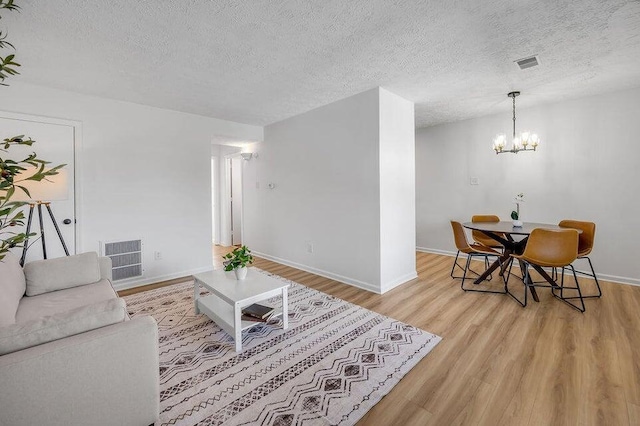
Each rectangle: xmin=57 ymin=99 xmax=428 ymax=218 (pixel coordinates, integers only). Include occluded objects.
xmin=222 ymin=245 xmax=254 ymax=280
xmin=511 ymin=193 xmax=524 ymax=227
xmin=0 ymin=0 xmax=64 ymax=261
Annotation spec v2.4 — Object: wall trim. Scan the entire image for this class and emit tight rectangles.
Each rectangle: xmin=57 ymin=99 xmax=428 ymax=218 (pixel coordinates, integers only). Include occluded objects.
xmin=416 ymin=246 xmax=456 ymax=257
xmin=252 ymin=250 xmax=381 ymax=294
xmin=381 ymin=271 xmax=418 ymax=293
xmin=416 ymin=246 xmax=640 ymax=287
xmin=112 ymin=266 xmax=212 ymax=291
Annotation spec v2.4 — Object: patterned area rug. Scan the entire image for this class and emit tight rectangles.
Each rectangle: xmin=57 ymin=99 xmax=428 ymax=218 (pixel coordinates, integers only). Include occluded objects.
xmin=124 ymin=269 xmax=441 ymax=426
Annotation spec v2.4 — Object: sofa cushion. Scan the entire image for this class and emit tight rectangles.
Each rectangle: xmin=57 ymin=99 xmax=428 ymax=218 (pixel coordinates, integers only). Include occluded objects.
xmin=0 ymin=253 xmax=26 ymax=327
xmin=24 ymin=252 xmax=101 ymax=296
xmin=15 ymin=279 xmax=118 ymax=324
xmin=0 ymin=298 xmax=127 ymax=356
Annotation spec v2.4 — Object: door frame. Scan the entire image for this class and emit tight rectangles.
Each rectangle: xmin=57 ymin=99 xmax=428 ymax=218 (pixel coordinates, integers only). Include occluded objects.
xmin=0 ymin=110 xmax=83 ymax=254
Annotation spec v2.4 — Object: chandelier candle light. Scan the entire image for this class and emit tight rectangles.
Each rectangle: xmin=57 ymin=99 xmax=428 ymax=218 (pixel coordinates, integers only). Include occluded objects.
xmin=493 ymin=91 xmax=540 ymax=154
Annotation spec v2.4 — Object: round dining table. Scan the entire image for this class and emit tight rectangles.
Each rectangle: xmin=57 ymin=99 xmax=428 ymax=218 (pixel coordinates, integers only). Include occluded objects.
xmin=462 ymin=221 xmax=581 ymax=303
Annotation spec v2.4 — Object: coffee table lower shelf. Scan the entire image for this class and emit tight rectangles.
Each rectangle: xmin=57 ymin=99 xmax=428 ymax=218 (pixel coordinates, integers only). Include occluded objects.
xmin=197 ymin=294 xmax=266 ymax=335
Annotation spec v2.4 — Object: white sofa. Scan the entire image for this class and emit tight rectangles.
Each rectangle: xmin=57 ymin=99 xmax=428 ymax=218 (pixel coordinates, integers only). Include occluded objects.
xmin=0 ymin=252 xmax=159 ymax=426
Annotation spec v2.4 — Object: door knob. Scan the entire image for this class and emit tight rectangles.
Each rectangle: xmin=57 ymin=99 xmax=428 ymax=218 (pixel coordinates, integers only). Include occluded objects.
xmin=63 ymin=219 xmax=73 ymax=225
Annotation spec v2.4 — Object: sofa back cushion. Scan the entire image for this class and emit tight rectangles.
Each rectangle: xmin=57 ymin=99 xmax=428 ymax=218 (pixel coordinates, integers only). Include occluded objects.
xmin=24 ymin=252 xmax=101 ymax=296
xmin=0 ymin=253 xmax=26 ymax=326
xmin=0 ymin=298 xmax=127 ymax=355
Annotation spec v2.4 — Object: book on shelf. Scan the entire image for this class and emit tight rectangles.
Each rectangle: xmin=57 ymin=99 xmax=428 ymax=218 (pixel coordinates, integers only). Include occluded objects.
xmin=241 ymin=314 xmax=268 ymax=323
xmin=242 ymin=303 xmax=274 ymax=320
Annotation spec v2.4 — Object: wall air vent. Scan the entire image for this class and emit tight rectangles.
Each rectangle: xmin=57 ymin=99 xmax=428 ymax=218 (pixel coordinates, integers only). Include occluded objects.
xmin=515 ymin=55 xmax=539 ymax=70
xmin=101 ymin=239 xmax=144 ymax=281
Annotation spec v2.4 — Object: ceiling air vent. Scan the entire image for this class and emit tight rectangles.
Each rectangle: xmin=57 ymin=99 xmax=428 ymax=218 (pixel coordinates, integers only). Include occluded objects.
xmin=515 ymin=55 xmax=539 ymax=70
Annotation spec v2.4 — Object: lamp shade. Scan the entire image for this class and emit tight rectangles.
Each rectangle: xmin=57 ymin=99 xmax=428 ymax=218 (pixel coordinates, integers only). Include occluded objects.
xmin=11 ymin=167 xmax=69 ymax=202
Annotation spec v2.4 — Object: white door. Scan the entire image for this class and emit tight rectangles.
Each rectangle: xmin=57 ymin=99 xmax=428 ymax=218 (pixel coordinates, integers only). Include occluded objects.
xmin=1 ymin=116 xmax=75 ymax=262
xmin=231 ymin=157 xmax=243 ymax=245
xmin=211 ymin=156 xmax=218 ymax=242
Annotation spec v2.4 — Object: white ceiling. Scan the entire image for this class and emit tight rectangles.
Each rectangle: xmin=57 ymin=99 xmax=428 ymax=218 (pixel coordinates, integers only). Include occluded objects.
xmin=6 ymin=0 xmax=640 ymax=128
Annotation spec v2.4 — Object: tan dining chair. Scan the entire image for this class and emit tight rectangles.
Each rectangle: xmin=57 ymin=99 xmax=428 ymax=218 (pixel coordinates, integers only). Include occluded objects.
xmin=450 ymin=221 xmax=506 ymax=294
xmin=510 ymin=228 xmax=585 ymax=312
xmin=558 ymin=219 xmax=601 ymax=298
xmin=471 ymin=215 xmax=503 ymax=250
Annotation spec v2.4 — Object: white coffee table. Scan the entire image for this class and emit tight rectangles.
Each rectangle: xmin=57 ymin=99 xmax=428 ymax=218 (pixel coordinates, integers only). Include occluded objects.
xmin=193 ymin=268 xmax=289 ymax=352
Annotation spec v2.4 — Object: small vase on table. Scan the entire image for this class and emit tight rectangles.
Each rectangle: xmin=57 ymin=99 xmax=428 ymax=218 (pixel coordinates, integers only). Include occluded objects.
xmin=234 ymin=266 xmax=248 ymax=280
xmin=512 ymin=193 xmax=524 ymax=227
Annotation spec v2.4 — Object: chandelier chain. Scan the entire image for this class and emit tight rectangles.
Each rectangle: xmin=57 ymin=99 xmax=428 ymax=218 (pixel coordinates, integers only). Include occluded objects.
xmin=512 ymin=94 xmax=516 ymax=139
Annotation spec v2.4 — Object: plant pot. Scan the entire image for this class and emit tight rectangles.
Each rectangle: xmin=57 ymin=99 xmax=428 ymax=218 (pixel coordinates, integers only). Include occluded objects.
xmin=234 ymin=266 xmax=248 ymax=280
xmin=512 ymin=220 xmax=523 ymax=227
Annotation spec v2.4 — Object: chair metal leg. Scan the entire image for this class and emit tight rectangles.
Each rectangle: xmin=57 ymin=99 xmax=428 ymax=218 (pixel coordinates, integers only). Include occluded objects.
xmin=505 ymin=261 xmax=527 ymax=307
xmin=580 ymin=256 xmax=602 ymax=298
xmin=484 ymin=256 xmax=493 ymax=281
xmin=451 ymin=251 xmax=487 ymax=279
xmin=460 ymin=255 xmax=472 ymax=291
xmin=450 ymin=251 xmax=461 ymax=278
xmin=560 ymin=257 xmax=601 ymax=299
xmin=460 ymin=254 xmax=506 ymax=294
xmin=552 ymin=265 xmax=586 ymax=312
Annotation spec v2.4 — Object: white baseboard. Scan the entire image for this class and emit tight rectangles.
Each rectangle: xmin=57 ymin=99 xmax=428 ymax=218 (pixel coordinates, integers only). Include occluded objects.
xmin=416 ymin=246 xmax=457 ymax=257
xmin=112 ymin=266 xmax=212 ymax=291
xmin=595 ymin=273 xmax=640 ymax=287
xmin=381 ymin=271 xmax=418 ymax=293
xmin=252 ymin=251 xmax=382 ymax=294
xmin=415 ymin=246 xmax=640 ymax=287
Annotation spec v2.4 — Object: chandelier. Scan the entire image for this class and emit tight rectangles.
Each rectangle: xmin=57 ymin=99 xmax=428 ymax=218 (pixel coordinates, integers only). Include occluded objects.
xmin=492 ymin=91 xmax=540 ymax=154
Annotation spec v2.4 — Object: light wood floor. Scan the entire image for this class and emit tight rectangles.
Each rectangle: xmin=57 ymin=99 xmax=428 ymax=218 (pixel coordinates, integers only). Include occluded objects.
xmin=123 ymin=246 xmax=640 ymax=426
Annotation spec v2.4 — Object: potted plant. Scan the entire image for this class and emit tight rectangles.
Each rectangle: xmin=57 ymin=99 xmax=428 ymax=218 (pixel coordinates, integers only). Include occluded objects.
xmin=0 ymin=1 xmax=65 ymax=262
xmin=511 ymin=193 xmax=524 ymax=227
xmin=222 ymin=245 xmax=254 ymax=280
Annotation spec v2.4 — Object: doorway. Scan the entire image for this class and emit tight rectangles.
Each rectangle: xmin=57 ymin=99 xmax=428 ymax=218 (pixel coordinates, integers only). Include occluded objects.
xmin=227 ymin=156 xmax=243 ymax=246
xmin=1 ymin=112 xmax=77 ymax=262
xmin=211 ymin=144 xmax=243 ymax=248
xmin=211 ymin=156 xmax=218 ymax=243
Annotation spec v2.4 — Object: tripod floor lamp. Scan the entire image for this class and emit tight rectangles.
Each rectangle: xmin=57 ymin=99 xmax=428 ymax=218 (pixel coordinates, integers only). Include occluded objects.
xmin=15 ymin=168 xmax=71 ymax=266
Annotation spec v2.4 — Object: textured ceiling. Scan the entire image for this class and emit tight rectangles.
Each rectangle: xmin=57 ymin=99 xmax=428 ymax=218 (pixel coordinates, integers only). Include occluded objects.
xmin=5 ymin=0 xmax=640 ymax=128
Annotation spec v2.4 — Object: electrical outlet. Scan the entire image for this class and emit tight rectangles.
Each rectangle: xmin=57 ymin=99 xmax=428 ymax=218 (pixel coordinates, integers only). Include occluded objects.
xmin=306 ymin=242 xmax=314 ymax=254
xmin=470 ymin=177 xmax=479 ymax=185
xmin=154 ymin=251 xmax=162 ymax=260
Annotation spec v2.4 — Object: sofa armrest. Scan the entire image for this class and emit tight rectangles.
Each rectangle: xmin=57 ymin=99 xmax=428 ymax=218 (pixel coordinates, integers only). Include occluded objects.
xmin=0 ymin=316 xmax=159 ymax=426
xmin=99 ymin=256 xmax=113 ymax=281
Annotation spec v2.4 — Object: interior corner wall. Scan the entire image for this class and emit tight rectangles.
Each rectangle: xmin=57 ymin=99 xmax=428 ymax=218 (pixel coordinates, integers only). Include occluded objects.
xmin=0 ymin=82 xmax=263 ymax=289
xmin=379 ymin=88 xmax=416 ymax=292
xmin=243 ymin=88 xmax=383 ymax=292
xmin=415 ymin=86 xmax=640 ymax=286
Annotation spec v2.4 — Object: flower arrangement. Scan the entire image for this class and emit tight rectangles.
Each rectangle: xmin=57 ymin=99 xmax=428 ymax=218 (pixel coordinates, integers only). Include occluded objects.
xmin=511 ymin=193 xmax=524 ymax=227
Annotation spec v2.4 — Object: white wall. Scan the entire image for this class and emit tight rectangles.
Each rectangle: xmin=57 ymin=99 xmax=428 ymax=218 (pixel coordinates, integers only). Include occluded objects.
xmin=379 ymin=88 xmax=417 ymax=292
xmin=0 ymin=82 xmax=262 ymax=288
xmin=416 ymin=86 xmax=640 ymax=285
xmin=243 ymin=87 xmax=416 ymax=293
